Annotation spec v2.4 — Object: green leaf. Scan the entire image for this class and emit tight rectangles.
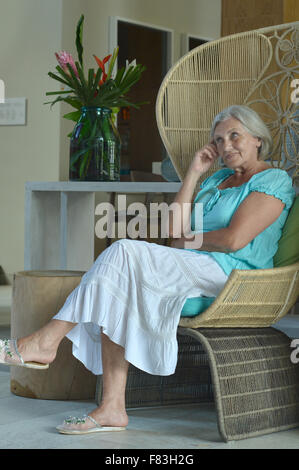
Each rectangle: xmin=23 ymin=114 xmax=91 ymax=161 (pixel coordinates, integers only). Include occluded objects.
xmin=114 ymin=66 xmax=126 ymax=86
xmin=48 ymin=71 xmax=72 ymax=87
xmin=79 ymin=151 xmax=92 ymax=179
xmin=76 ymin=14 xmax=84 ymax=67
xmin=63 ymin=110 xmax=81 ymax=121
xmin=63 ymin=97 xmax=82 ymax=109
xmin=66 ymin=64 xmax=84 ymax=99
xmin=55 ymin=65 xmax=77 ymax=88
xmin=45 ymin=90 xmax=72 ymax=96
xmin=88 ymin=68 xmax=95 ymax=89
xmin=106 ymin=46 xmax=119 ymax=80
xmin=75 ymin=61 xmax=89 ymax=101
xmin=44 ymin=94 xmax=68 ymax=107
xmin=70 ymin=147 xmax=90 ymax=167
xmin=120 ymin=65 xmax=146 ymax=91
xmin=90 ymin=67 xmax=103 ymax=96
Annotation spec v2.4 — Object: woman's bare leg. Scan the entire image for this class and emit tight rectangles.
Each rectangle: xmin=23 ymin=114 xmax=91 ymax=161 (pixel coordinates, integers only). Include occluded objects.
xmin=16 ymin=322 xmax=129 ymax=429
xmin=88 ymin=332 xmax=129 ymax=427
xmin=17 ymin=319 xmax=76 ymax=364
xmin=61 ymin=331 xmax=129 ymax=431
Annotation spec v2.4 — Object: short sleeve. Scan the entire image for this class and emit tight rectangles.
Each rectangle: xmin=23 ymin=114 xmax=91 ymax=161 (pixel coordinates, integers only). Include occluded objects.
xmin=249 ymin=169 xmax=295 ymax=210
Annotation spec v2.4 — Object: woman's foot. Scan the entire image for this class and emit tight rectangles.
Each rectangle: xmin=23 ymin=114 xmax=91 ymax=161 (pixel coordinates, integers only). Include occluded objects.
xmin=14 ymin=320 xmax=76 ymax=366
xmin=57 ymin=405 xmax=129 ymax=433
xmin=16 ymin=333 xmax=57 ymax=365
xmin=0 ymin=338 xmax=50 ymax=369
xmin=89 ymin=406 xmax=129 ymax=428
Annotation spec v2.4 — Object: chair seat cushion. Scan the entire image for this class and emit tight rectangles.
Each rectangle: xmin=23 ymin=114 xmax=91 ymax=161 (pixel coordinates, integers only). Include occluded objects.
xmin=274 ymin=195 xmax=299 ymax=267
xmin=181 ymin=296 xmax=215 ymax=317
xmin=272 ymin=314 xmax=299 ymax=339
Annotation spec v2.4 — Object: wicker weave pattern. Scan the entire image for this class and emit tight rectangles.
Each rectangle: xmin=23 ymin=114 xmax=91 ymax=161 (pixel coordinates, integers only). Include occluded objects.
xmin=96 ymin=333 xmax=213 ymax=408
xmin=156 ymin=31 xmax=271 ymax=183
xmin=179 ymin=327 xmax=299 ymax=441
xmin=156 ymin=22 xmax=299 ymax=184
xmin=179 ymin=262 xmax=299 ymax=328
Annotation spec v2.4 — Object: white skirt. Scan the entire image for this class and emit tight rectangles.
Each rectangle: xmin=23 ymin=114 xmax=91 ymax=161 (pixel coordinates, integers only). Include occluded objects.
xmin=53 ymin=239 xmax=228 ymax=376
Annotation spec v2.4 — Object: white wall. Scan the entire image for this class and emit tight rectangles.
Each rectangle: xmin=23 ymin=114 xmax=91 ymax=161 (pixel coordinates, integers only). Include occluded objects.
xmin=0 ymin=0 xmax=62 ymax=281
xmin=0 ymin=0 xmax=221 ymax=280
xmin=59 ymin=0 xmax=222 ymax=178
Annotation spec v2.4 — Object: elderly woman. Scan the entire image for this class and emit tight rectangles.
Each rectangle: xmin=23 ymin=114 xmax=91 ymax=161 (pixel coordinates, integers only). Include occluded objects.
xmin=0 ymin=105 xmax=295 ymax=434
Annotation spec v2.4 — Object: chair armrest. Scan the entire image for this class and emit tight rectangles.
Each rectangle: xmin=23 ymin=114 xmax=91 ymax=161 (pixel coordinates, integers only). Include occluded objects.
xmin=179 ymin=262 xmax=299 ymax=328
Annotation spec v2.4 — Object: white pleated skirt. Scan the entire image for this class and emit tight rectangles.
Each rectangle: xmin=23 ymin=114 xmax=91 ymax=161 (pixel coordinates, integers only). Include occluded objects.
xmin=53 ymin=239 xmax=228 ymax=376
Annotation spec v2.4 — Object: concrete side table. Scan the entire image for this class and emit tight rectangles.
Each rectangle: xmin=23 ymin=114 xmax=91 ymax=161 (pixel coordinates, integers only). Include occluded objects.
xmin=24 ymin=181 xmax=181 ymax=271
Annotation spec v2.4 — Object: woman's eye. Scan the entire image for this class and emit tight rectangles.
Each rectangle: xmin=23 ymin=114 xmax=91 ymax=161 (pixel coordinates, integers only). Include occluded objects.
xmin=231 ymin=132 xmax=239 ymax=139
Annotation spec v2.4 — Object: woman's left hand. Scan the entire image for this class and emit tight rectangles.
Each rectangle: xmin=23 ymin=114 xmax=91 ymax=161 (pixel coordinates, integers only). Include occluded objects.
xmin=170 ymin=238 xmax=185 ymax=249
xmin=170 ymin=234 xmax=198 ymax=249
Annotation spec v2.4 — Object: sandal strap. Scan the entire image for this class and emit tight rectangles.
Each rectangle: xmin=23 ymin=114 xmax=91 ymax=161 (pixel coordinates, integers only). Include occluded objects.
xmin=63 ymin=415 xmax=101 ymax=428
xmin=86 ymin=415 xmax=101 ymax=428
xmin=12 ymin=339 xmax=24 ymax=364
xmin=1 ymin=339 xmax=24 ymax=364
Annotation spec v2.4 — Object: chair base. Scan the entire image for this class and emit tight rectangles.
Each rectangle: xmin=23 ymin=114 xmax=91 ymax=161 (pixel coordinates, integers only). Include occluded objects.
xmin=179 ymin=326 xmax=299 ymax=441
xmin=96 ymin=332 xmax=214 ymax=408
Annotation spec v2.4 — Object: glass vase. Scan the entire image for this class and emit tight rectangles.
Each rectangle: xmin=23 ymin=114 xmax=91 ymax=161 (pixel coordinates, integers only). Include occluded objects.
xmin=69 ymin=106 xmax=121 ymax=181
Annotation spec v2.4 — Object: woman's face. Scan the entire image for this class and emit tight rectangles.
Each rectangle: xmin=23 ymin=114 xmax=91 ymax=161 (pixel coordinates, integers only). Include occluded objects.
xmin=213 ymin=117 xmax=261 ymax=170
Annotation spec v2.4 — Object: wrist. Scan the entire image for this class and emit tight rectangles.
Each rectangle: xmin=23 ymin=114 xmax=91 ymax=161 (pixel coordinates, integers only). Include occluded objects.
xmin=184 ymin=168 xmax=202 ymax=185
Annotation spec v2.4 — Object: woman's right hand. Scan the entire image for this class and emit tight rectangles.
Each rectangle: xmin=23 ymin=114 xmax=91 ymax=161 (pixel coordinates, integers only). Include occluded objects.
xmin=188 ymin=142 xmax=219 ymax=176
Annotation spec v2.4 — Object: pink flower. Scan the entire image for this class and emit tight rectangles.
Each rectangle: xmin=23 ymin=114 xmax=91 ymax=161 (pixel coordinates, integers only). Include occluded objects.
xmin=55 ymin=51 xmax=79 ymax=77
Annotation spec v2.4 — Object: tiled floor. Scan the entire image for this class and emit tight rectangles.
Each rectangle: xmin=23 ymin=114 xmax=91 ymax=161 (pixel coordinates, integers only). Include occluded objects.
xmin=1 ymin=326 xmax=299 ymax=450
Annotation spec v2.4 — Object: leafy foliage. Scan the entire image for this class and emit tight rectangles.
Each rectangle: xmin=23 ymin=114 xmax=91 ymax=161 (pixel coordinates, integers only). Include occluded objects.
xmin=45 ymin=14 xmax=146 ymax=121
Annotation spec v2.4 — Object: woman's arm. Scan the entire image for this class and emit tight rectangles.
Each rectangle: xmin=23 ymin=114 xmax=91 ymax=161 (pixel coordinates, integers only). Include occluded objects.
xmin=168 ymin=142 xmax=218 ymax=238
xmin=171 ymin=191 xmax=285 ymax=252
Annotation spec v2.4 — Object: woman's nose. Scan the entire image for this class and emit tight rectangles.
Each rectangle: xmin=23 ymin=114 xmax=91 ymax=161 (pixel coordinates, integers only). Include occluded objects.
xmin=223 ymin=139 xmax=233 ymax=151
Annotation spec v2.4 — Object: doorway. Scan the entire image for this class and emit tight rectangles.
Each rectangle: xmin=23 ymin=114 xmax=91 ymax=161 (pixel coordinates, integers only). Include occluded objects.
xmin=181 ymin=34 xmax=212 ymax=56
xmin=109 ymin=17 xmax=173 ymax=179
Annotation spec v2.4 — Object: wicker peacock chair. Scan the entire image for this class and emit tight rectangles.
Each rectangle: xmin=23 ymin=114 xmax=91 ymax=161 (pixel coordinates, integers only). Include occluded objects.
xmin=97 ymin=22 xmax=299 ymax=442
xmin=156 ymin=21 xmax=299 ymax=330
xmin=154 ymin=22 xmax=299 ymax=441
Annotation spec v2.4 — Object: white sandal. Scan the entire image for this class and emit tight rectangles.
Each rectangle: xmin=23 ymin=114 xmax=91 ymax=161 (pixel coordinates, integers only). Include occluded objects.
xmin=56 ymin=415 xmax=127 ymax=435
xmin=0 ymin=338 xmax=49 ymax=370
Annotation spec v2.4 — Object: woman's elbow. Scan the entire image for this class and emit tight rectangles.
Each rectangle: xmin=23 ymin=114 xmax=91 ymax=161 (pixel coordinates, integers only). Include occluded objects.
xmin=227 ymin=232 xmax=249 ymax=252
xmin=226 ymin=231 xmax=250 ymax=253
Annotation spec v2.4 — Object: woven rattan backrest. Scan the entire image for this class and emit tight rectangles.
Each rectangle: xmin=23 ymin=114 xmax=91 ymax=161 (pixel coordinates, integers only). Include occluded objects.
xmin=156 ymin=22 xmax=299 ymax=185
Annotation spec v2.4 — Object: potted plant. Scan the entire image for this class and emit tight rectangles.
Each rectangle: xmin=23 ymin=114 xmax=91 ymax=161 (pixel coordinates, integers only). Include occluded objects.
xmin=45 ymin=15 xmax=146 ymax=181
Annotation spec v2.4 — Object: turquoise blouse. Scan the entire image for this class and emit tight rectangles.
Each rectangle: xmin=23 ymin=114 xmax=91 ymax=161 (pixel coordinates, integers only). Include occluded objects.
xmin=181 ymin=168 xmax=295 ymax=317
xmin=188 ymin=168 xmax=296 ymax=276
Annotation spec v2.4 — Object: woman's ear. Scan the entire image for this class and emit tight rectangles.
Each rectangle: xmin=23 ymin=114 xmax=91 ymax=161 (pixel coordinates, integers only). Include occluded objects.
xmin=257 ymin=137 xmax=262 ymax=148
xmin=256 ymin=138 xmax=263 ymax=159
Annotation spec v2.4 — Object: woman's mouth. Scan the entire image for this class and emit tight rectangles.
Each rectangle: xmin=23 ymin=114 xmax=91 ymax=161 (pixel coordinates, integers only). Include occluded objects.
xmin=224 ymin=153 xmax=238 ymax=160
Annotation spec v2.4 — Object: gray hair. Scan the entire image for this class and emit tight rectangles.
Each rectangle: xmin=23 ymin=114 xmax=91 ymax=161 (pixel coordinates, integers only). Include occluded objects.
xmin=210 ymin=105 xmax=273 ymax=160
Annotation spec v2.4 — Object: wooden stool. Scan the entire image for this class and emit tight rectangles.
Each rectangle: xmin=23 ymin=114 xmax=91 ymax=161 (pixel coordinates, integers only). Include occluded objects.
xmin=10 ymin=270 xmax=97 ymax=400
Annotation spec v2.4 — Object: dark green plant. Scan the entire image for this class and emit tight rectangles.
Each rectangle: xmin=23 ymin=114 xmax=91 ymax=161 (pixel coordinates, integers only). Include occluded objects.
xmin=45 ymin=14 xmax=146 ymax=124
